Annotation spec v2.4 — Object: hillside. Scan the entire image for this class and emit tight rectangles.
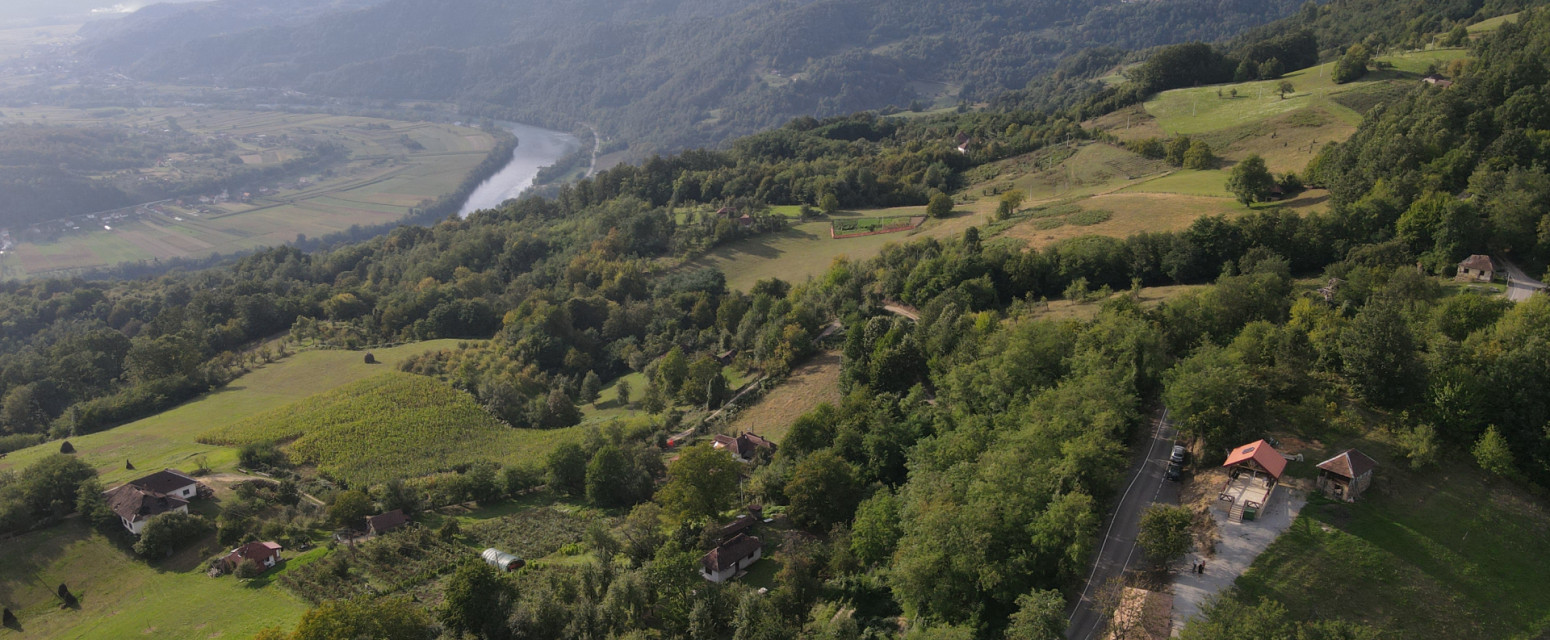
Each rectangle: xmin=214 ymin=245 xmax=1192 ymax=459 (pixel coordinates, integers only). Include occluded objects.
xmin=75 ymin=0 xmax=1311 ymax=153
xmin=200 ymin=371 xmax=581 ymax=486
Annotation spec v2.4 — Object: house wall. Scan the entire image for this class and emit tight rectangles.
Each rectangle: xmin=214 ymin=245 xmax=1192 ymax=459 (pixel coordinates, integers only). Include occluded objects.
xmin=173 ymin=483 xmax=197 ymax=499
xmin=124 ymin=504 xmax=189 ymax=535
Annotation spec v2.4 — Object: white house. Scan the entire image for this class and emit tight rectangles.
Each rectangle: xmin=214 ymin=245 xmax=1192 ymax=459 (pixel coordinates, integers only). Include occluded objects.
xmin=700 ymin=533 xmax=763 ymax=583
xmin=102 ymin=469 xmax=200 ymax=535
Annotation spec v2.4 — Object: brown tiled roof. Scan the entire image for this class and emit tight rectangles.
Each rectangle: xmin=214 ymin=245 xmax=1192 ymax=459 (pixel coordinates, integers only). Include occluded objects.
xmin=721 ymin=515 xmax=755 ymax=538
xmin=366 ymin=509 xmax=409 ymax=533
xmin=129 ymin=469 xmax=197 ymax=495
xmin=103 ymin=484 xmax=187 ymax=523
xmin=225 ymin=541 xmax=281 ymax=566
xmin=702 ymin=533 xmax=761 ymax=572
xmin=1317 ymin=449 xmax=1377 ymax=479
xmin=1459 ymin=254 xmax=1495 ymax=272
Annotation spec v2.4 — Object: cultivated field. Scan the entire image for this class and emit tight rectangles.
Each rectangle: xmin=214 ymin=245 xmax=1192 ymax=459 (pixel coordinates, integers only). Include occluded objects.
xmin=0 ymin=518 xmax=309 ymax=639
xmin=199 ymin=371 xmax=569 ymax=486
xmin=0 ymin=340 xmax=465 ymax=485
xmin=724 ymin=351 xmax=844 ymax=443
xmin=0 ymin=108 xmax=496 ymax=278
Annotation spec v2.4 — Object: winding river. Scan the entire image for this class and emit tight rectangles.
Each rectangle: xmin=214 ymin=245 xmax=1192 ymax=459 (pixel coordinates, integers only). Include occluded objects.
xmin=458 ymin=122 xmax=579 ymax=217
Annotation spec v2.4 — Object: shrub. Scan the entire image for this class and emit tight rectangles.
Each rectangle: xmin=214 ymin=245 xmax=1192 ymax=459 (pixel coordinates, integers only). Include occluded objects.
xmin=134 ymin=512 xmax=214 ymax=558
xmin=1069 ymin=210 xmax=1113 ymax=226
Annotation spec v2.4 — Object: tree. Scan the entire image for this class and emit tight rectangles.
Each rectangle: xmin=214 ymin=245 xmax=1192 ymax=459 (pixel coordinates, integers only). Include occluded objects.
xmin=580 ymin=371 xmax=602 ymax=405
xmin=850 ymin=489 xmax=901 ymax=566
xmin=1136 ymin=504 xmax=1193 ymax=567
xmin=656 ymin=444 xmax=742 ymax=525
xmin=1473 ymin=425 xmax=1514 ymax=477
xmin=996 ymin=190 xmax=1026 ymax=220
xmin=541 ymin=388 xmax=581 ymax=429
xmin=547 ymin=442 xmax=590 ymax=495
xmin=615 ymin=378 xmax=632 ymax=407
xmin=1005 ymin=589 xmax=1066 ymax=640
xmin=1257 ymin=57 xmax=1284 ymax=79
xmin=329 ymin=490 xmax=373 ymax=529
xmin=1332 ymin=43 xmax=1371 ymax=83
xmin=927 ymin=192 xmax=954 ymax=218
xmin=1165 ymin=136 xmax=1192 ymax=166
xmin=133 ymin=511 xmax=213 ymax=558
xmin=586 ymin=444 xmax=638 ymax=507
xmin=292 ymin=596 xmax=433 ymax=640
xmin=1277 ymin=80 xmax=1294 ymax=99
xmin=1226 ymin=155 xmax=1275 ymax=205
xmin=1340 ymin=297 xmax=1423 ymax=409
xmin=439 ymin=560 xmax=515 ymax=640
xmin=785 ymin=450 xmax=860 ymax=532
xmin=1182 ymin=140 xmax=1215 ymax=170
xmin=820 ymin=192 xmax=840 ymax=215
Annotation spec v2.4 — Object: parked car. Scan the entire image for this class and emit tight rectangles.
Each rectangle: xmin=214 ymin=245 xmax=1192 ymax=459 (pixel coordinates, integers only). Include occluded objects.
xmin=1170 ymin=444 xmax=1188 ymax=464
xmin=1166 ymin=462 xmax=1183 ymax=481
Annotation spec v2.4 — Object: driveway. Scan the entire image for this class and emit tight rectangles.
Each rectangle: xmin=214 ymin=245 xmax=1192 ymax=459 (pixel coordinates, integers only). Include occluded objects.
xmin=1170 ymin=487 xmax=1307 ymax=634
xmin=1501 ymin=259 xmax=1547 ymax=302
xmin=1066 ymin=408 xmax=1182 ymax=640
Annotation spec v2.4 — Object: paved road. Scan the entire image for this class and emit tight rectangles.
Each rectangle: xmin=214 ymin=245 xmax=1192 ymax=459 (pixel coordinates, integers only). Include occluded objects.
xmin=1500 ymin=258 xmax=1546 ymax=302
xmin=1066 ymin=408 xmax=1182 ymax=640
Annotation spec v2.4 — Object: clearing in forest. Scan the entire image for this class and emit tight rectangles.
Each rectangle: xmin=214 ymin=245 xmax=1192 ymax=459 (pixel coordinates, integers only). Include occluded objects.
xmin=725 ymin=351 xmax=844 ymax=443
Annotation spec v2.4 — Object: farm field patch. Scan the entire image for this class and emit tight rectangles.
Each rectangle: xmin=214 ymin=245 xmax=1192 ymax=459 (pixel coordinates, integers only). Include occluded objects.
xmin=0 ymin=341 xmax=466 ymax=485
xmin=724 ymin=351 xmax=844 ymax=443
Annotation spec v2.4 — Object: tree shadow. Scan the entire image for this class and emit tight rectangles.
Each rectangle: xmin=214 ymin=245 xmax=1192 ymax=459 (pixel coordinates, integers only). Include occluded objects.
xmin=3 ymin=617 xmax=22 ymax=632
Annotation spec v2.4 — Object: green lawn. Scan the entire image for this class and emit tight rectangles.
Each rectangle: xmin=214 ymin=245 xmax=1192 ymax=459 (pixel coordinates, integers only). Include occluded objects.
xmin=1220 ymin=442 xmax=1550 ymax=638
xmin=0 ymin=340 xmax=465 ymax=485
xmin=1469 ymin=12 xmax=1520 ymax=34
xmin=683 ymin=218 xmax=917 ymax=293
xmin=1144 ymin=49 xmax=1471 ymax=135
xmin=0 ymin=519 xmax=309 ymax=639
xmin=1119 ymin=169 xmax=1229 ymax=197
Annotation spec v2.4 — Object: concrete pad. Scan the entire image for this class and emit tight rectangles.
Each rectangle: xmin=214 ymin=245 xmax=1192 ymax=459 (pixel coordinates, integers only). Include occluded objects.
xmin=1169 ymin=486 xmax=1307 ymax=636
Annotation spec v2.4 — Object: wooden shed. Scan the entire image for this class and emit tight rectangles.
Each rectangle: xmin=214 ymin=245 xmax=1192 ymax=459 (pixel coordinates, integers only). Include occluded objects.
xmin=1316 ymin=449 xmax=1377 ymax=502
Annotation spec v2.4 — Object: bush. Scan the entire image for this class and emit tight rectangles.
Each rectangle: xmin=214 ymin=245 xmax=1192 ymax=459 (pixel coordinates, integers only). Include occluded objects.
xmin=239 ymin=442 xmax=288 ymax=469
xmin=235 ymin=560 xmax=265 ymax=579
xmin=1068 ymin=210 xmax=1113 ymax=226
xmin=134 ymin=511 xmax=214 ymax=558
xmin=926 ymin=192 xmax=954 ymax=218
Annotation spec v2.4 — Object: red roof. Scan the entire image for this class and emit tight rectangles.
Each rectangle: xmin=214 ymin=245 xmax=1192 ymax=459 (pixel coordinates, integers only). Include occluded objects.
xmin=224 ymin=541 xmax=282 ymax=567
xmin=1459 ymin=254 xmax=1495 ymax=272
xmin=1222 ymin=440 xmax=1287 ymax=479
xmin=366 ymin=509 xmax=409 ymax=533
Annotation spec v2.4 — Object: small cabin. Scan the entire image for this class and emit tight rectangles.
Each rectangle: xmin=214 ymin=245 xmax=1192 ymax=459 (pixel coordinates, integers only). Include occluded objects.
xmin=481 ymin=548 xmax=525 ymax=572
xmin=1218 ymin=440 xmax=1287 ymax=523
xmin=700 ymin=533 xmax=762 ymax=583
xmin=1316 ymin=449 xmax=1377 ymax=502
xmin=1457 ymin=254 xmax=1495 ymax=282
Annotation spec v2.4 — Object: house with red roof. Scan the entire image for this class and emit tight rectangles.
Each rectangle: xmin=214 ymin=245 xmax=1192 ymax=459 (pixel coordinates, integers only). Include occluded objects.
xmin=102 ymin=468 xmax=201 ymax=535
xmin=366 ymin=509 xmax=410 ymax=535
xmin=222 ymin=541 xmax=282 ymax=573
xmin=1218 ymin=439 xmax=1288 ymax=523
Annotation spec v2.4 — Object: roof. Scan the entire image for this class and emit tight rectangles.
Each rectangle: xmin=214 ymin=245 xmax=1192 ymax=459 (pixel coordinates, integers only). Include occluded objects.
xmin=713 ymin=433 xmax=778 ymax=459
xmin=103 ymin=484 xmax=188 ymax=523
xmin=225 ymin=541 xmax=281 ymax=565
xmin=366 ymin=509 xmax=409 ymax=533
xmin=1222 ymin=439 xmax=1287 ymax=480
xmin=702 ymin=533 xmax=762 ymax=572
xmin=1317 ymin=449 xmax=1378 ymax=479
xmin=721 ymin=515 xmax=755 ymax=537
xmin=128 ymin=469 xmax=198 ymax=495
xmin=1459 ymin=254 xmax=1495 ymax=272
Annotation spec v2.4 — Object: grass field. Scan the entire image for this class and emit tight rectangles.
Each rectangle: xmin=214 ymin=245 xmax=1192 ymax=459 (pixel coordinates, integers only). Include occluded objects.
xmin=998 ymin=192 xmax=1243 ymax=249
xmin=1220 ymin=438 xmax=1550 ymax=638
xmin=0 ymin=341 xmax=465 ymax=485
xmin=683 ymin=205 xmax=973 ymax=292
xmin=199 ymin=371 xmax=555 ymax=486
xmin=725 ymin=351 xmax=843 ymax=443
xmin=0 ymin=108 xmax=496 ymax=279
xmin=0 ymin=518 xmax=309 ymax=639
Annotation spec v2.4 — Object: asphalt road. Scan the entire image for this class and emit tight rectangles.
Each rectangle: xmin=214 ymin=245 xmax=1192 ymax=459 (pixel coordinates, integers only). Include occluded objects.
xmin=1501 ymin=259 xmax=1546 ymax=302
xmin=1065 ymin=407 xmax=1182 ymax=640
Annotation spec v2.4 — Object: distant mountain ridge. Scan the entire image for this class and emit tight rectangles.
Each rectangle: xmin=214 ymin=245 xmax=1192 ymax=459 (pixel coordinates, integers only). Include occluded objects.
xmin=76 ymin=0 xmax=1309 ymax=154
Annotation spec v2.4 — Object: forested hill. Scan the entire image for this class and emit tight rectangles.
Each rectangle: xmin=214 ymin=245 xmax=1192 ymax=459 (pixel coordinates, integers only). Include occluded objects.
xmin=77 ymin=0 xmax=1308 ymax=153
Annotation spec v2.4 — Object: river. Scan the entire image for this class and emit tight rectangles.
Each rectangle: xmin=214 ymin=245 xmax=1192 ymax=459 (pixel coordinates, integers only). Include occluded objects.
xmin=458 ymin=122 xmax=579 ymax=217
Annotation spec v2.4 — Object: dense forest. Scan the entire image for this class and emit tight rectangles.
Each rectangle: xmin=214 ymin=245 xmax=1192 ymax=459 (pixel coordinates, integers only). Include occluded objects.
xmin=72 ymin=0 xmax=1310 ymax=153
